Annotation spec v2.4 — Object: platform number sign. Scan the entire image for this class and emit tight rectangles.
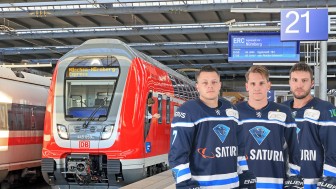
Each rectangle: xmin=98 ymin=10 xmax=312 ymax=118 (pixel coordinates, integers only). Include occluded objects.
xmin=281 ymin=9 xmax=328 ymax=41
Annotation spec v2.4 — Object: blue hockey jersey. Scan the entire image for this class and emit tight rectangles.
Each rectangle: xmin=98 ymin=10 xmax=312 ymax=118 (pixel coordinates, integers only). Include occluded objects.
xmin=168 ymin=98 xmax=248 ymax=188
xmin=236 ymin=101 xmax=301 ymax=189
xmin=283 ymin=98 xmax=336 ymax=189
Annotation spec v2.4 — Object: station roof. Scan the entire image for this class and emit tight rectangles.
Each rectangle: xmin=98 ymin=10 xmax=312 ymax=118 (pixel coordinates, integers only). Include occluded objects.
xmin=0 ymin=0 xmax=336 ymax=90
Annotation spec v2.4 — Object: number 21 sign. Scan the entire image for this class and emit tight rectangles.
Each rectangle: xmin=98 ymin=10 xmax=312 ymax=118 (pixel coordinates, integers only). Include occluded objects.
xmin=281 ymin=9 xmax=328 ymax=41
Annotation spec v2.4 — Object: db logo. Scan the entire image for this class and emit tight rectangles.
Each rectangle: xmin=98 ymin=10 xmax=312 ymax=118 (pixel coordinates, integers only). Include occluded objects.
xmin=79 ymin=140 xmax=90 ymax=149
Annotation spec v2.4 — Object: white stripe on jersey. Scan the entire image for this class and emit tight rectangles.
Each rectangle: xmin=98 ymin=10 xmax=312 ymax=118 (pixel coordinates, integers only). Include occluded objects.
xmin=197 ymin=182 xmax=239 ymax=189
xmin=304 ymin=178 xmax=319 ymax=185
xmin=174 ymin=163 xmax=190 ymax=170
xmin=239 ymin=119 xmax=296 ymax=128
xmin=289 ymin=163 xmax=301 ymax=173
xmin=296 ymin=118 xmax=336 ymax=127
xmin=176 ymin=172 xmax=191 ymax=184
xmin=171 ymin=122 xmax=194 ymax=128
xmin=171 ymin=116 xmax=239 ymax=128
xmin=324 ymin=164 xmax=336 ymax=174
xmin=257 ymin=177 xmax=283 ymax=184
xmin=192 ymin=172 xmax=237 ymax=181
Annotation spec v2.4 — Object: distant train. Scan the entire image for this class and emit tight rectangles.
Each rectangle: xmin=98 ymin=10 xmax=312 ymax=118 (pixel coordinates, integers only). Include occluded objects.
xmin=42 ymin=39 xmax=198 ymax=188
xmin=0 ymin=67 xmax=50 ymax=189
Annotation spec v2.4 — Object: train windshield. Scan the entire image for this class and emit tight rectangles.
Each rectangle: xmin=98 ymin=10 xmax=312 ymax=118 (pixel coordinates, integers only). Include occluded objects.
xmin=64 ymin=56 xmax=119 ymax=119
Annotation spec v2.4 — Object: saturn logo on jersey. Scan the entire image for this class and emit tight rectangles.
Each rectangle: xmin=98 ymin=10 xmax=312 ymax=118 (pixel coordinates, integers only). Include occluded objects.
xmin=197 ymin=147 xmax=237 ymax=159
xmin=249 ymin=126 xmax=270 ymax=145
xmin=213 ymin=124 xmax=230 ymax=143
xmin=197 ymin=148 xmax=215 ymax=159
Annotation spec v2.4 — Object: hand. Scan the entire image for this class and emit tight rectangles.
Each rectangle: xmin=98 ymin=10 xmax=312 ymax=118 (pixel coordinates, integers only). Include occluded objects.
xmin=317 ymin=176 xmax=336 ymax=189
xmin=284 ymin=175 xmax=304 ymax=189
xmin=239 ymin=170 xmax=256 ymax=189
xmin=153 ymin=113 xmax=160 ymax=119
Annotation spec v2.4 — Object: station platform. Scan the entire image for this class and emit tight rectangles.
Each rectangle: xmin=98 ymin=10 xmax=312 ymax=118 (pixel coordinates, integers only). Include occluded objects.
xmin=121 ymin=170 xmax=175 ymax=189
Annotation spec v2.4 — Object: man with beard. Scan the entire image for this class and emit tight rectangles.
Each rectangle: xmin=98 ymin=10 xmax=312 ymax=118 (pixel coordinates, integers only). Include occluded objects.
xmin=283 ymin=63 xmax=336 ymax=189
xmin=236 ymin=65 xmax=301 ymax=189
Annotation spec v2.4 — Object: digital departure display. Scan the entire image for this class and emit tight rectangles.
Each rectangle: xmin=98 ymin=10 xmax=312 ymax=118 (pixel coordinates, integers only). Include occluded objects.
xmin=67 ymin=67 xmax=119 ymax=78
xmin=228 ymin=32 xmax=300 ymax=62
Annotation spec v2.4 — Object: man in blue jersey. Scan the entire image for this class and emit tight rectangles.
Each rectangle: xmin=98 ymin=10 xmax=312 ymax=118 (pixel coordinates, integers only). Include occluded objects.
xmin=168 ymin=66 xmax=255 ymax=189
xmin=283 ymin=63 xmax=336 ymax=189
xmin=236 ymin=65 xmax=302 ymax=189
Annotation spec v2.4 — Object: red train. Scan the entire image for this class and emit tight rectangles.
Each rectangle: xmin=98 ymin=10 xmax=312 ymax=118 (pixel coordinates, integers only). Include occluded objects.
xmin=0 ymin=67 xmax=50 ymax=189
xmin=42 ymin=39 xmax=197 ymax=188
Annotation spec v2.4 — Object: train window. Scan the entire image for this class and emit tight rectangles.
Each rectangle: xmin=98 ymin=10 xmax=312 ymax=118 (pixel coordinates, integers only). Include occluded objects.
xmin=169 ymin=75 xmax=179 ymax=98
xmin=0 ymin=103 xmax=8 ymax=130
xmin=65 ymin=80 xmax=116 ymax=119
xmin=173 ymin=105 xmax=179 ymax=118
xmin=186 ymin=84 xmax=192 ymax=100
xmin=176 ymin=79 xmax=184 ymax=99
xmin=158 ymin=95 xmax=162 ymax=124
xmin=166 ymin=97 xmax=170 ymax=124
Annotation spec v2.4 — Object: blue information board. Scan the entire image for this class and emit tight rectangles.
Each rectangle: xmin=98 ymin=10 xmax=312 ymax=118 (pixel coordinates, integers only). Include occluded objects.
xmin=281 ymin=9 xmax=328 ymax=41
xmin=228 ymin=32 xmax=300 ymax=62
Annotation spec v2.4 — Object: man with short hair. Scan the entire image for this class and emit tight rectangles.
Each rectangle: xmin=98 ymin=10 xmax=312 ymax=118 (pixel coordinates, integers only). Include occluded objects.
xmin=236 ymin=65 xmax=301 ymax=189
xmin=283 ymin=63 xmax=336 ymax=189
xmin=146 ymin=97 xmax=160 ymax=119
xmin=168 ymin=65 xmax=255 ymax=188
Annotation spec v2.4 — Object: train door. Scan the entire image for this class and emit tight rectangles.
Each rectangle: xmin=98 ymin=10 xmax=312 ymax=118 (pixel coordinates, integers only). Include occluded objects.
xmin=0 ymin=103 xmax=9 ymax=170
xmin=144 ymin=92 xmax=164 ymax=154
xmin=0 ymin=104 xmax=9 ymax=188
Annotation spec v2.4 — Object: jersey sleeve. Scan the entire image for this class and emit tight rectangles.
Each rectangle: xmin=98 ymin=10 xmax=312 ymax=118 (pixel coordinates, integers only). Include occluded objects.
xmin=236 ymin=115 xmax=249 ymax=174
xmin=168 ymin=104 xmax=197 ymax=186
xmin=319 ymin=103 xmax=336 ymax=177
xmin=283 ymin=107 xmax=301 ymax=176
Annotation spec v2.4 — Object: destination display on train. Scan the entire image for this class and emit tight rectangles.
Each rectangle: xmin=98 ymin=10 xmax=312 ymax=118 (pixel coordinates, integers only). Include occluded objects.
xmin=67 ymin=67 xmax=119 ymax=78
xmin=228 ymin=32 xmax=300 ymax=62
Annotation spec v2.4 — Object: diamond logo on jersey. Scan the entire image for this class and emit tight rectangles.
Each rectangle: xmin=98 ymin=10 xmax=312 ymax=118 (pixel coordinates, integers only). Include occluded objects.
xmin=213 ymin=124 xmax=230 ymax=143
xmin=172 ymin=168 xmax=179 ymax=182
xmin=296 ymin=127 xmax=301 ymax=134
xmin=215 ymin=109 xmax=220 ymax=115
xmin=256 ymin=112 xmax=262 ymax=118
xmin=249 ymin=126 xmax=270 ymax=145
xmin=292 ymin=111 xmax=297 ymax=118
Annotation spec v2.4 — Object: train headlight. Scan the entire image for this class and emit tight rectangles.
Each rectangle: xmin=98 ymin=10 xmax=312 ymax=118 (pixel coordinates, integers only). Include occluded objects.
xmin=101 ymin=125 xmax=113 ymax=140
xmin=57 ymin=124 xmax=69 ymax=140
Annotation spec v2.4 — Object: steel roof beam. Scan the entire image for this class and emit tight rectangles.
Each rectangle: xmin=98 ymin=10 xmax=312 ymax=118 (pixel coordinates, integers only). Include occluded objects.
xmin=1 ymin=1 xmax=335 ymax=18
xmin=184 ymin=68 xmax=336 ymax=76
xmin=57 ymin=17 xmax=78 ymax=27
xmin=169 ymin=63 xmax=253 ymax=69
xmin=0 ymin=25 xmax=230 ymax=40
xmin=152 ymin=54 xmax=226 ymax=61
xmin=3 ymin=45 xmax=336 ymax=59
xmin=82 ymin=16 xmax=101 ymax=27
xmin=0 ymin=41 xmax=228 ymax=54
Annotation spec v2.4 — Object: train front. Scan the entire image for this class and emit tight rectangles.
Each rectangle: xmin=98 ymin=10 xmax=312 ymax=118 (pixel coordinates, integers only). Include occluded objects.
xmin=42 ymin=40 xmax=134 ymax=188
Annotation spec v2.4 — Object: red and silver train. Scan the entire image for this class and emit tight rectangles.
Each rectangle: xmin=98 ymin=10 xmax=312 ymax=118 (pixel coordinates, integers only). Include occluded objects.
xmin=0 ymin=67 xmax=50 ymax=188
xmin=42 ymin=39 xmax=197 ymax=188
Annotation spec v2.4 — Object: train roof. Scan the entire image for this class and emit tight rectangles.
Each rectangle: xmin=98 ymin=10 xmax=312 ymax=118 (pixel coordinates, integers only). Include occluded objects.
xmin=61 ymin=39 xmax=195 ymax=86
xmin=0 ymin=66 xmax=51 ymax=87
